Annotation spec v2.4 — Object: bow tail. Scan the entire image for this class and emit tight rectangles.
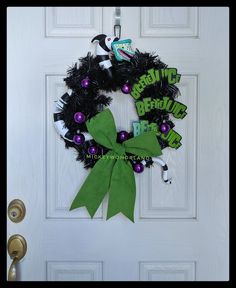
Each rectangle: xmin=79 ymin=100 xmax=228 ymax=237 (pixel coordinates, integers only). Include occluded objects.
xmin=107 ymin=160 xmax=136 ymax=222
xmin=70 ymin=154 xmax=116 ymax=218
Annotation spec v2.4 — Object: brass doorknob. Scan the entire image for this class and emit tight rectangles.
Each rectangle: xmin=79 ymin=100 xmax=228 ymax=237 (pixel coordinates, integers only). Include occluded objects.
xmin=7 ymin=234 xmax=27 ymax=281
xmin=8 ymin=199 xmax=26 ymax=223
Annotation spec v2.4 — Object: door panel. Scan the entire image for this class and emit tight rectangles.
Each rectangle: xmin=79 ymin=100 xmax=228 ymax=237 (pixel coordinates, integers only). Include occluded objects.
xmin=7 ymin=7 xmax=229 ymax=281
xmin=45 ymin=7 xmax=103 ymax=37
xmin=140 ymin=7 xmax=199 ymax=38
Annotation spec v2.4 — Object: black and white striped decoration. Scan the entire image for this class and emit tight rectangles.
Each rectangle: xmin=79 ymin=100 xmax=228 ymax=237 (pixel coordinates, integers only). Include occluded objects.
xmin=152 ymin=157 xmax=172 ymax=184
xmin=141 ymin=157 xmax=172 ymax=184
xmin=53 ymin=90 xmax=92 ymax=142
xmin=91 ymin=34 xmax=119 ymax=78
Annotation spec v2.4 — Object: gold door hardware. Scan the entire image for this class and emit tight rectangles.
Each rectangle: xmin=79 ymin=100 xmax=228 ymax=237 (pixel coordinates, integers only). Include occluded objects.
xmin=7 ymin=234 xmax=27 ymax=281
xmin=8 ymin=199 xmax=26 ymax=223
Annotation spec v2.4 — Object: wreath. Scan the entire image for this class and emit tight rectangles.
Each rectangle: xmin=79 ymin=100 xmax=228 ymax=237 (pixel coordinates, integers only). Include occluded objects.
xmin=53 ymin=34 xmax=187 ymax=222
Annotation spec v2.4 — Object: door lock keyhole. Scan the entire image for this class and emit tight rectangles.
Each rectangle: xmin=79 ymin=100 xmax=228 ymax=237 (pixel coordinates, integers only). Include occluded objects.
xmin=8 ymin=199 xmax=26 ymax=223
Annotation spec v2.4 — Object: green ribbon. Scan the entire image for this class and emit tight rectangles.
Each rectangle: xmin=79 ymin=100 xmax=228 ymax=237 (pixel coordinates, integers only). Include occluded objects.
xmin=70 ymin=108 xmax=162 ymax=222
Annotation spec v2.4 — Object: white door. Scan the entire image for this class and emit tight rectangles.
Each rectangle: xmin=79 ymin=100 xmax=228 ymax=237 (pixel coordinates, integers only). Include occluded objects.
xmin=7 ymin=7 xmax=229 ymax=281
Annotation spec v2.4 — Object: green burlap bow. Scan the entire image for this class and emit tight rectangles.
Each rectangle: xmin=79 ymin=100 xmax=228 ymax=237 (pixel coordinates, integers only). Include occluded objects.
xmin=70 ymin=108 xmax=162 ymax=222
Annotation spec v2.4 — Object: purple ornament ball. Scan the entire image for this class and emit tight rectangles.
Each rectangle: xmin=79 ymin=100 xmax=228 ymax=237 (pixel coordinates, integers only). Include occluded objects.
xmin=160 ymin=123 xmax=170 ymax=134
xmin=121 ymin=83 xmax=132 ymax=94
xmin=88 ymin=146 xmax=98 ymax=155
xmin=81 ymin=77 xmax=90 ymax=88
xmin=73 ymin=133 xmax=85 ymax=145
xmin=118 ymin=131 xmax=129 ymax=142
xmin=74 ymin=112 xmax=86 ymax=124
xmin=133 ymin=163 xmax=144 ymax=173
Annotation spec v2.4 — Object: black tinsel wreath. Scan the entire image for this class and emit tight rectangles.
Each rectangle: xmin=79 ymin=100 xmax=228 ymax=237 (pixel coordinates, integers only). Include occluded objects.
xmin=56 ymin=49 xmax=181 ymax=170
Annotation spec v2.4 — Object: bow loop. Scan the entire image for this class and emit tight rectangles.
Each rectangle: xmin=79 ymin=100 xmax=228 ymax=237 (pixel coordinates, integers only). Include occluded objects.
xmin=86 ymin=109 xmax=117 ymax=149
xmin=124 ymin=131 xmax=162 ymax=157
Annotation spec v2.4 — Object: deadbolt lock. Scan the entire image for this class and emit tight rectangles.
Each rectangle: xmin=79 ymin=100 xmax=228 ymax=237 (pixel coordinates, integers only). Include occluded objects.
xmin=8 ymin=199 xmax=26 ymax=223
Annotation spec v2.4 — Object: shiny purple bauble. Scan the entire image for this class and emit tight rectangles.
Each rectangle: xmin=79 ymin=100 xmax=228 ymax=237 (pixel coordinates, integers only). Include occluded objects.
xmin=81 ymin=77 xmax=90 ymax=88
xmin=118 ymin=131 xmax=129 ymax=142
xmin=133 ymin=163 xmax=144 ymax=173
xmin=160 ymin=123 xmax=170 ymax=134
xmin=88 ymin=146 xmax=98 ymax=155
xmin=73 ymin=133 xmax=85 ymax=145
xmin=74 ymin=112 xmax=86 ymax=123
xmin=121 ymin=83 xmax=132 ymax=94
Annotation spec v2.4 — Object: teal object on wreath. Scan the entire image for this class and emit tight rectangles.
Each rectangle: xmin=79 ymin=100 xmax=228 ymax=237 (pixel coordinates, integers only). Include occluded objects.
xmin=111 ymin=39 xmax=135 ymax=62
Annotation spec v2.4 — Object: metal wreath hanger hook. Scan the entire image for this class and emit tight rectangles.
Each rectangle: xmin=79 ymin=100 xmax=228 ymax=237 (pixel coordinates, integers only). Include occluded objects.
xmin=114 ymin=7 xmax=121 ymax=39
